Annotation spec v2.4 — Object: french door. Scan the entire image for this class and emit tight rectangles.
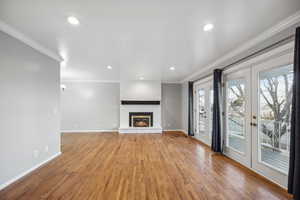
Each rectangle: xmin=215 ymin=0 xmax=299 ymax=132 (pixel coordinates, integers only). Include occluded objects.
xmin=224 ymin=68 xmax=252 ymax=167
xmin=224 ymin=50 xmax=294 ymax=187
xmin=194 ymin=80 xmax=213 ymax=146
xmin=251 ymin=52 xmax=293 ymax=187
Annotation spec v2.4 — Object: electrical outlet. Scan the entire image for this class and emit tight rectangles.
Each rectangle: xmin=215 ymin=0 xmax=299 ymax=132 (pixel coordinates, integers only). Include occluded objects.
xmin=45 ymin=145 xmax=49 ymax=153
xmin=33 ymin=150 xmax=39 ymax=158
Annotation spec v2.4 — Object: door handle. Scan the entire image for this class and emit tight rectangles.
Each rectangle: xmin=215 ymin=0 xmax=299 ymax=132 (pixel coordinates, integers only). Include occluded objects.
xmin=250 ymin=122 xmax=257 ymax=127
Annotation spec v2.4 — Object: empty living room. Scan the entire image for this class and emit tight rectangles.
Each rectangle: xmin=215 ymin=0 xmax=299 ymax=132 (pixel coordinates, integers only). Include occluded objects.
xmin=1 ymin=0 xmax=300 ymax=199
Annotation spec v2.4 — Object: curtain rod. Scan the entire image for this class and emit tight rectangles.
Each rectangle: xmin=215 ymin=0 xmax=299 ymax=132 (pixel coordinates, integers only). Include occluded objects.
xmin=192 ymin=34 xmax=295 ymax=83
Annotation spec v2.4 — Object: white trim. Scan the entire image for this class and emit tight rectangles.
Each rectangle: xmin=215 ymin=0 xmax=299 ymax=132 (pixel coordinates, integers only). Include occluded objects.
xmin=181 ymin=10 xmax=300 ymax=82
xmin=61 ymin=129 xmax=186 ymax=134
xmin=193 ymin=75 xmax=213 ymax=86
xmin=163 ymin=129 xmax=186 ymax=132
xmin=182 ymin=129 xmax=188 ymax=135
xmin=61 ymin=80 xmax=182 ymax=84
xmin=223 ymin=152 xmax=286 ymax=189
xmin=61 ymin=129 xmax=118 ymax=133
xmin=250 ymin=166 xmax=287 ymax=189
xmin=0 ymin=20 xmax=62 ymax=62
xmin=0 ymin=152 xmax=61 ymax=191
xmin=119 ymin=127 xmax=162 ymax=134
xmin=61 ymin=80 xmax=120 ymax=83
xmin=161 ymin=81 xmax=182 ymax=84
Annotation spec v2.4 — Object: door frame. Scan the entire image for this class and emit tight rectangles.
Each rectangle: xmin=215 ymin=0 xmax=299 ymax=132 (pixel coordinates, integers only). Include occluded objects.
xmin=251 ymin=51 xmax=294 ymax=187
xmin=223 ymin=67 xmax=252 ymax=168
xmin=193 ymin=76 xmax=213 ymax=146
xmin=221 ymin=41 xmax=294 ymax=188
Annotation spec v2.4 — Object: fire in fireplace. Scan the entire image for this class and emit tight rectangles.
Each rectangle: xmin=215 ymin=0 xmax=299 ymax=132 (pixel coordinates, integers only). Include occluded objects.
xmin=129 ymin=112 xmax=153 ymax=127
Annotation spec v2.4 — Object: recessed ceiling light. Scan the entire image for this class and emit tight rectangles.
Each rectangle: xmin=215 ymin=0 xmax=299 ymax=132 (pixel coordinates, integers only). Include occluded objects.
xmin=169 ymin=66 xmax=175 ymax=71
xmin=139 ymin=76 xmax=144 ymax=80
xmin=60 ymin=84 xmax=66 ymax=91
xmin=107 ymin=65 xmax=112 ymax=69
xmin=203 ymin=23 xmax=214 ymax=32
xmin=67 ymin=16 xmax=80 ymax=26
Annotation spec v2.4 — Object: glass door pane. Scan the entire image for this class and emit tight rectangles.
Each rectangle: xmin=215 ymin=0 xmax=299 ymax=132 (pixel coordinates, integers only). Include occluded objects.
xmin=226 ymin=79 xmax=246 ymax=153
xmin=209 ymin=89 xmax=214 ymax=137
xmin=198 ymin=88 xmax=206 ymax=135
xmin=193 ymin=80 xmax=212 ymax=146
xmin=258 ymin=64 xmax=293 ymax=174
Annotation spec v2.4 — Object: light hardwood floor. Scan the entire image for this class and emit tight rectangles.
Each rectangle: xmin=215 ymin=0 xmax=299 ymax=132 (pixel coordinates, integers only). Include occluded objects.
xmin=0 ymin=132 xmax=292 ymax=200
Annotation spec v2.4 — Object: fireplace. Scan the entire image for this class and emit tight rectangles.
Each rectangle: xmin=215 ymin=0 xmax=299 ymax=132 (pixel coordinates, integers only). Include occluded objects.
xmin=129 ymin=112 xmax=153 ymax=127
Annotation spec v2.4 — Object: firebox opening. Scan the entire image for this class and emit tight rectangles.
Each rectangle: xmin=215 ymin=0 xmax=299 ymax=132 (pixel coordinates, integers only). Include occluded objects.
xmin=129 ymin=112 xmax=153 ymax=127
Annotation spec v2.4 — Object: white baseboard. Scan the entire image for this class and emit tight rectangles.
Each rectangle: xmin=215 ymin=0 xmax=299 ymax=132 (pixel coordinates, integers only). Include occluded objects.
xmin=62 ymin=129 xmax=189 ymax=134
xmin=0 ymin=152 xmax=62 ymax=191
xmin=163 ymin=129 xmax=186 ymax=132
xmin=61 ymin=129 xmax=118 ymax=133
xmin=119 ymin=127 xmax=162 ymax=134
xmin=61 ymin=129 xmax=188 ymax=134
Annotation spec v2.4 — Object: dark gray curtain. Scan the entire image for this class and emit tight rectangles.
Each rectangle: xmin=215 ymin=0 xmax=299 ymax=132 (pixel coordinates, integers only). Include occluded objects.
xmin=212 ymin=69 xmax=223 ymax=152
xmin=288 ymin=27 xmax=300 ymax=200
xmin=188 ymin=81 xmax=194 ymax=136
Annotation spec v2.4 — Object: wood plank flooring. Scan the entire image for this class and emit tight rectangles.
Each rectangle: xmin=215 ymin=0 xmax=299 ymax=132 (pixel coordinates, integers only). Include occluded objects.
xmin=0 ymin=132 xmax=292 ymax=200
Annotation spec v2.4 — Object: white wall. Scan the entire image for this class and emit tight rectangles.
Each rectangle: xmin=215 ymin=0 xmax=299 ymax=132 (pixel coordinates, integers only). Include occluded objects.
xmin=0 ymin=31 xmax=60 ymax=188
xmin=61 ymin=82 xmax=120 ymax=131
xmin=161 ymin=83 xmax=182 ymax=130
xmin=120 ymin=80 xmax=161 ymax=100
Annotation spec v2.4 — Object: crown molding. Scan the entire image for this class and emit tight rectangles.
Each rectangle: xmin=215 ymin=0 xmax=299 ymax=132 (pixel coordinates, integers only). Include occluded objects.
xmin=61 ymin=79 xmax=182 ymax=84
xmin=61 ymin=79 xmax=120 ymax=83
xmin=0 ymin=20 xmax=62 ymax=62
xmin=181 ymin=10 xmax=300 ymax=83
xmin=161 ymin=81 xmax=182 ymax=84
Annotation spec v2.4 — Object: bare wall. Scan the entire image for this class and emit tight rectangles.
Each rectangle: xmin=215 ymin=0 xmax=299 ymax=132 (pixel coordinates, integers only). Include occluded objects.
xmin=181 ymin=82 xmax=189 ymax=134
xmin=61 ymin=82 xmax=120 ymax=131
xmin=0 ymin=31 xmax=61 ymax=188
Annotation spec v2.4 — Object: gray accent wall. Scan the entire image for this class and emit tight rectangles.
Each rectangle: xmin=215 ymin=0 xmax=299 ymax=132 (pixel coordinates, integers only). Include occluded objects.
xmin=161 ymin=83 xmax=182 ymax=130
xmin=61 ymin=82 xmax=120 ymax=131
xmin=0 ymin=31 xmax=60 ymax=188
xmin=181 ymin=82 xmax=189 ymax=134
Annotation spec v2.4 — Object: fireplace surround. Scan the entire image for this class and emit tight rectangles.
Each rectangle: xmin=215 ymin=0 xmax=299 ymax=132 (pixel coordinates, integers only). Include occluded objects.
xmin=119 ymin=80 xmax=162 ymax=133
